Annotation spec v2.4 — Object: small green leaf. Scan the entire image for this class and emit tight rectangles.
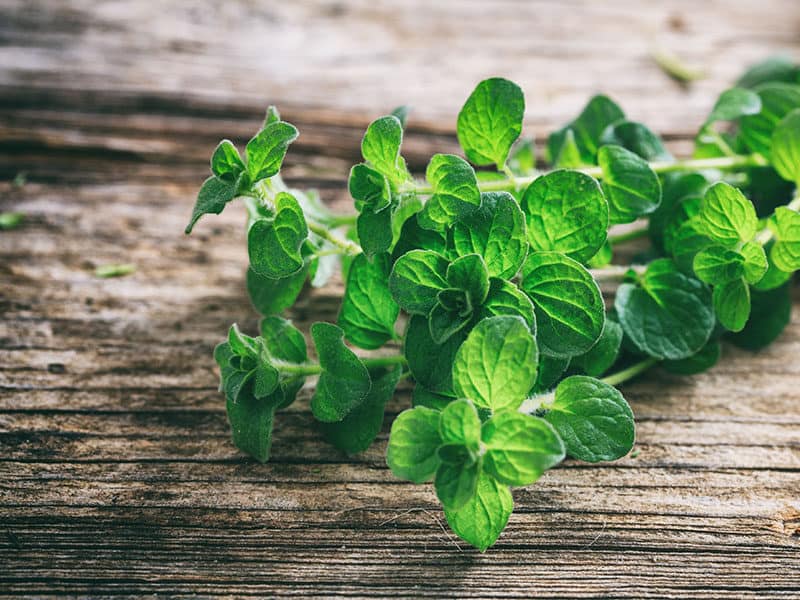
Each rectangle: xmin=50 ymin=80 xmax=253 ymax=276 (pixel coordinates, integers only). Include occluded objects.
xmin=419 ymin=154 xmax=481 ymax=230
xmin=453 ymin=192 xmax=527 ymax=279
xmin=479 ymin=278 xmax=536 ymax=330
xmin=452 ymin=316 xmax=538 ymax=412
xmin=412 ymin=386 xmax=452 ymax=411
xmin=670 ymin=218 xmax=715 ymax=275
xmin=599 ymin=120 xmax=672 ymax=161
xmin=599 ymin=145 xmax=662 ymax=224
xmin=551 ymin=129 xmax=583 ymax=168
xmin=386 ymin=406 xmax=443 ymax=483
xmin=248 ymin=192 xmax=309 ymax=279
xmin=245 ymin=121 xmax=299 ymax=183
xmin=362 ymin=115 xmax=408 ymax=185
xmin=695 ymin=182 xmax=758 ymax=246
xmin=543 ymin=376 xmax=634 ymax=463
xmin=264 ymin=105 xmax=281 ymax=126
xmin=228 ymin=323 xmax=258 ymax=358
xmin=521 ymin=252 xmax=605 ymax=358
xmin=570 ymin=320 xmax=623 ymax=377
xmin=246 ymin=266 xmax=308 ymax=316
xmin=482 ymin=412 xmax=565 ymax=486
xmin=0 ymin=211 xmax=24 ymax=230
xmin=225 ymin=390 xmax=277 ymax=463
xmin=770 ymin=206 xmax=800 ymax=271
xmin=521 ymin=170 xmax=608 ymax=263
xmin=729 ymin=283 xmax=791 ymax=350
xmin=508 ymin=137 xmax=536 ymax=175
xmin=753 ymin=245 xmax=792 ymax=290
xmin=548 ymin=95 xmax=625 ymax=165
xmin=737 ymin=56 xmax=798 ymax=89
xmin=310 ymin=322 xmax=371 ymax=423
xmin=94 ymin=263 xmax=136 ymax=278
xmin=741 ymin=242 xmax=769 ymax=284
xmin=705 ymin=88 xmax=762 ymax=124
xmin=320 ymin=366 xmax=401 ymax=455
xmin=693 ymin=245 xmax=745 ymax=284
xmin=357 ymin=206 xmax=393 ymax=259
xmin=740 ymin=83 xmax=800 ymax=160
xmin=428 ymin=301 xmax=473 ymax=344
xmin=443 ymin=470 xmax=513 ymax=552
xmin=260 ymin=315 xmax=308 ymax=364
xmin=532 ymin=355 xmax=571 ymax=393
xmin=338 ymin=253 xmax=399 ymax=349
xmin=211 ymin=140 xmax=245 ymax=182
xmin=185 ymin=176 xmax=237 ymax=234
xmin=389 ymin=249 xmax=449 ymax=315
xmin=390 ymin=105 xmax=411 ymax=128
xmin=772 ymin=109 xmax=800 ymax=183
xmin=439 ymin=399 xmax=481 ymax=448
xmin=435 ymin=458 xmax=480 ymax=511
xmin=615 ymin=259 xmax=714 ymax=360
xmin=349 ymin=163 xmax=391 ymax=212
xmin=446 ymin=254 xmax=490 ymax=307
xmin=663 ymin=340 xmax=721 ymax=375
xmin=713 ymin=278 xmax=750 ymax=332
xmin=456 ymin=77 xmax=525 ymax=169
xmin=392 ymin=213 xmax=447 ymax=260
xmin=405 ymin=315 xmax=467 ymax=395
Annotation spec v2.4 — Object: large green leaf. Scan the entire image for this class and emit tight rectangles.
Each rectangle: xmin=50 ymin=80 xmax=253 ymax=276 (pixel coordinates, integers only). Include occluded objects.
xmin=444 ymin=470 xmax=513 ymax=552
xmin=388 ymin=249 xmax=449 ymax=315
xmin=520 ymin=252 xmax=605 ymax=358
xmin=615 ymin=259 xmax=714 ymax=360
xmin=386 ymin=406 xmax=443 ymax=483
xmin=521 ymin=170 xmax=608 ymax=263
xmin=695 ymin=182 xmax=758 ymax=247
xmin=338 ymin=253 xmax=399 ymax=349
xmin=452 ymin=192 xmax=527 ymax=279
xmin=452 ymin=316 xmax=538 ymax=412
xmin=598 ymin=145 xmax=662 ymax=224
xmin=543 ymin=376 xmax=634 ymax=463
xmin=456 ymin=77 xmax=525 ymax=169
xmin=349 ymin=163 xmax=391 ymax=212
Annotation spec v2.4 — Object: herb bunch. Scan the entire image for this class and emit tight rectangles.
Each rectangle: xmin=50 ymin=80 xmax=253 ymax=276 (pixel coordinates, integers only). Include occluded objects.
xmin=185 ymin=56 xmax=800 ymax=551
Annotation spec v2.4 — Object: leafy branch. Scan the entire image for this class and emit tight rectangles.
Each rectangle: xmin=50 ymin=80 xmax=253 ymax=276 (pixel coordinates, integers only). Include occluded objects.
xmin=185 ymin=56 xmax=800 ymax=551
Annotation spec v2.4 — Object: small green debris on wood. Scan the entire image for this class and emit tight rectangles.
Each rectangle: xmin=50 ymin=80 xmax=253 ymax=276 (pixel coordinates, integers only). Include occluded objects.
xmin=651 ymin=48 xmax=706 ymax=84
xmin=0 ymin=212 xmax=25 ymax=230
xmin=12 ymin=172 xmax=27 ymax=188
xmin=629 ymin=449 xmax=641 ymax=459
xmin=94 ymin=263 xmax=136 ymax=278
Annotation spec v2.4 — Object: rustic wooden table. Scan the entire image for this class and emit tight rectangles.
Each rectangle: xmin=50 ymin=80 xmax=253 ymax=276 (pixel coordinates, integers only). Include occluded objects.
xmin=1 ymin=1 xmax=799 ymax=597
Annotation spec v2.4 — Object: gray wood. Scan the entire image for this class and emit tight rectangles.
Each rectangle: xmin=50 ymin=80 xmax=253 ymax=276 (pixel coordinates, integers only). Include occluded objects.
xmin=1 ymin=0 xmax=799 ymax=597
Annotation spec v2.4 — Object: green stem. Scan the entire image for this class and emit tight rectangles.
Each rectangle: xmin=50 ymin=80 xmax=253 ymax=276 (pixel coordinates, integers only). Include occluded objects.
xmin=589 ymin=263 xmax=647 ymax=284
xmin=754 ymin=189 xmax=800 ymax=245
xmin=608 ymin=227 xmax=649 ymax=246
xmin=276 ymin=353 xmax=408 ymax=377
xmin=326 ymin=214 xmax=358 ymax=228
xmin=307 ymin=221 xmax=362 ymax=255
xmin=601 ymin=358 xmax=659 ymax=387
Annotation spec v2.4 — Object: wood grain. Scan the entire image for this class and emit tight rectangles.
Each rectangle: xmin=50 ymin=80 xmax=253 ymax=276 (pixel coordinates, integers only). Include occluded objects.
xmin=1 ymin=0 xmax=800 ymax=597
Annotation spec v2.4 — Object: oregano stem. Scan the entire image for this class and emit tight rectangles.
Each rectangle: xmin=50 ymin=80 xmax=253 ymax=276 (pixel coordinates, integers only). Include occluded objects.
xmin=600 ymin=358 xmax=659 ymax=387
xmin=608 ymin=227 xmax=649 ymax=246
xmin=275 ymin=354 xmax=408 ymax=377
xmin=307 ymin=221 xmax=362 ymax=255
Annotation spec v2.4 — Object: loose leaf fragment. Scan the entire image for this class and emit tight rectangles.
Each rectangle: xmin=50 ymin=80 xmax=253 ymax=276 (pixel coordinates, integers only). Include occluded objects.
xmin=521 ymin=170 xmax=609 ymax=263
xmin=452 ymin=316 xmax=538 ymax=411
xmin=543 ymin=376 xmax=635 ymax=463
xmin=338 ymin=253 xmax=399 ymax=349
xmin=456 ymin=78 xmax=525 ymax=169
xmin=310 ymin=323 xmax=371 ymax=423
xmin=248 ymin=192 xmax=309 ymax=279
xmin=598 ymin=145 xmax=662 ymax=224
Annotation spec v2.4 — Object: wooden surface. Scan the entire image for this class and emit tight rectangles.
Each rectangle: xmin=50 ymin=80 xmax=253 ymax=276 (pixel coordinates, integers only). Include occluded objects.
xmin=2 ymin=1 xmax=800 ymax=597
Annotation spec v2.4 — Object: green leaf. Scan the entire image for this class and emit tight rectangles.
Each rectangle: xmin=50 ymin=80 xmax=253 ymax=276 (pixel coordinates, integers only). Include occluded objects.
xmin=770 ymin=206 xmax=800 ymax=271
xmin=737 ymin=56 xmax=799 ymax=89
xmin=260 ymin=315 xmax=308 ymax=364
xmin=94 ymin=263 xmax=135 ymax=278
xmin=0 ymin=211 xmax=24 ymax=230
xmin=361 ymin=115 xmax=409 ymax=185
xmin=741 ymin=241 xmax=769 ymax=284
xmin=615 ymin=259 xmax=715 ymax=360
xmin=245 ymin=121 xmax=299 ymax=183
xmin=248 ymin=192 xmax=308 ymax=279
xmin=388 ymin=249 xmax=449 ymax=315
xmin=446 ymin=254 xmax=490 ymax=307
xmin=520 ymin=252 xmax=605 ymax=358
xmin=405 ymin=315 xmax=467 ymax=395
xmin=649 ymin=172 xmax=708 ymax=253
xmin=521 ymin=170 xmax=608 ymax=263
xmin=670 ymin=218 xmax=715 ymax=274
xmin=452 ymin=192 xmax=527 ymax=279
xmin=532 ymin=355 xmax=571 ymax=393
xmin=456 ymin=77 xmax=525 ymax=169
xmin=419 ymin=154 xmax=481 ymax=230
xmin=386 ymin=406 xmax=443 ymax=483
xmin=548 ymin=95 xmax=625 ymax=165
xmin=428 ymin=302 xmax=473 ymax=344
xmin=713 ymin=278 xmax=750 ymax=332
xmin=185 ymin=176 xmax=237 ymax=234
xmin=508 ymin=137 xmax=536 ymax=175
xmin=772 ymin=109 xmax=800 ymax=183
xmin=228 ymin=323 xmax=258 ymax=358
xmin=357 ymin=206 xmax=393 ymax=259
xmin=663 ymin=339 xmax=721 ymax=375
xmin=452 ymin=316 xmax=538 ymax=412
xmin=705 ymin=88 xmax=762 ymax=124
xmin=390 ymin=105 xmax=411 ymax=128
xmin=443 ymin=470 xmax=513 ymax=551
xmin=392 ymin=213 xmax=447 ymax=260
xmin=543 ymin=376 xmax=634 ymax=463
xmin=225 ymin=390 xmax=277 ymax=463
xmin=439 ymin=399 xmax=481 ymax=448
xmin=740 ymin=83 xmax=800 ymax=160
xmin=412 ymin=386 xmax=452 ymax=411
xmin=246 ymin=266 xmax=308 ymax=316
xmin=349 ymin=163 xmax=391 ymax=212
xmin=479 ymin=278 xmax=536 ymax=330
xmin=599 ymin=120 xmax=672 ymax=161
xmin=551 ymin=129 xmax=583 ymax=168
xmin=338 ymin=253 xmax=399 ymax=349
xmin=693 ymin=245 xmax=745 ymax=284
xmin=753 ymin=245 xmax=792 ymax=290
xmin=310 ymin=323 xmax=371 ymax=423
xmin=320 ymin=366 xmax=401 ymax=455
xmin=570 ymin=320 xmax=623 ymax=377
xmin=211 ymin=140 xmax=245 ymax=182
xmin=598 ymin=145 xmax=662 ymax=224
xmin=695 ymin=182 xmax=758 ymax=246
xmin=482 ymin=412 xmax=565 ymax=486
xmin=435 ymin=458 xmax=480 ymax=511
xmin=729 ymin=283 xmax=791 ymax=350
